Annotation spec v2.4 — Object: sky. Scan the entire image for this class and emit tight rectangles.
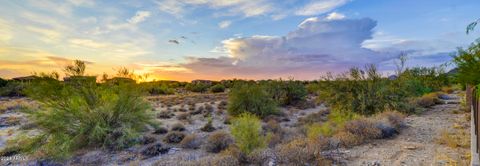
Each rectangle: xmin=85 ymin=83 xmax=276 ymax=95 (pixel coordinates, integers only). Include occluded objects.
xmin=0 ymin=0 xmax=479 ymax=81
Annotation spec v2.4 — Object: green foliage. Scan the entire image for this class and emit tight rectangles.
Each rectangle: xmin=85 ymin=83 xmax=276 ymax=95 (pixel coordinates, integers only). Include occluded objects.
xmin=185 ymin=82 xmax=210 ymax=93
xmin=306 ymin=83 xmax=321 ymax=95
xmin=0 ymin=77 xmax=7 ymax=87
xmin=467 ymin=19 xmax=479 ymax=34
xmin=318 ymin=63 xmax=449 ymax=115
xmin=452 ymin=41 xmax=480 ymax=85
xmin=64 ymin=60 xmax=86 ymax=76
xmin=319 ymin=65 xmax=393 ymax=115
xmin=261 ymin=79 xmax=308 ymax=106
xmin=227 ymin=83 xmax=277 ymax=118
xmin=307 ymin=110 xmax=359 ymax=138
xmin=141 ymin=82 xmax=175 ymax=95
xmin=15 ymin=80 xmax=154 ymax=159
xmin=397 ymin=66 xmax=449 ymax=95
xmin=230 ymin=113 xmax=266 ymax=155
xmin=209 ymin=84 xmax=226 ymax=93
xmin=0 ymin=81 xmax=26 ymax=97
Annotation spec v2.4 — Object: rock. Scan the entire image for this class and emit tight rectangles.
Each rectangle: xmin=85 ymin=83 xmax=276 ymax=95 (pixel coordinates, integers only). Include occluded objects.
xmin=141 ymin=143 xmax=170 ymax=158
xmin=376 ymin=123 xmax=398 ymax=138
xmin=438 ymin=94 xmax=457 ymax=100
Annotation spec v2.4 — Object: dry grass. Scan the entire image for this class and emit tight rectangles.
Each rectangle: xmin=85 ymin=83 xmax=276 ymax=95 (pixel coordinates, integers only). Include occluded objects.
xmin=204 ymin=131 xmax=233 ymax=153
xmin=180 ymin=134 xmax=201 ymax=149
xmin=163 ymin=131 xmax=186 ymax=143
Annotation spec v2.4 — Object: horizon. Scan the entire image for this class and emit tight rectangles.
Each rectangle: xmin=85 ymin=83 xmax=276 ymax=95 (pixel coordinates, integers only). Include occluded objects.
xmin=0 ymin=0 xmax=479 ymax=81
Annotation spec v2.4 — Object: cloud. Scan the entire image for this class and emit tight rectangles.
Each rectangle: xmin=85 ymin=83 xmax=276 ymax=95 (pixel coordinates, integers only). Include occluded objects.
xmin=174 ymin=17 xmax=395 ymax=80
xmin=69 ymin=39 xmax=108 ymax=49
xmin=0 ymin=19 xmax=12 ymax=43
xmin=156 ymin=0 xmax=274 ymax=18
xmin=326 ymin=12 xmax=346 ymax=20
xmin=128 ymin=11 xmax=151 ymax=24
xmin=218 ymin=20 xmax=232 ymax=29
xmin=25 ymin=26 xmax=62 ymax=43
xmin=296 ymin=0 xmax=349 ymax=16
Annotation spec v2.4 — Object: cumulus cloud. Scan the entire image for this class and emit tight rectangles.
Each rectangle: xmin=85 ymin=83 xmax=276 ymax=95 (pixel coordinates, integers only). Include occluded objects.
xmin=326 ymin=12 xmax=346 ymax=20
xmin=175 ymin=16 xmax=398 ymax=80
xmin=296 ymin=0 xmax=349 ymax=16
xmin=218 ymin=20 xmax=232 ymax=29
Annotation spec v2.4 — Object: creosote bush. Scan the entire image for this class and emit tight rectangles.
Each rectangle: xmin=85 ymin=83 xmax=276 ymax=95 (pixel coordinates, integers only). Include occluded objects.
xmin=230 ymin=113 xmax=267 ymax=155
xmin=12 ymin=80 xmax=155 ymax=159
xmin=209 ymin=84 xmax=226 ymax=93
xmin=227 ymin=83 xmax=277 ymax=118
xmin=205 ymin=131 xmax=233 ymax=153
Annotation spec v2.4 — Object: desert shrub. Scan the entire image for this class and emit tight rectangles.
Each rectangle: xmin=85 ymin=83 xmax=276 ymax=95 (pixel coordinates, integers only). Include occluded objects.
xmin=163 ymin=131 xmax=186 ymax=143
xmin=153 ymin=127 xmax=168 ymax=135
xmin=319 ymin=65 xmax=394 ymax=115
xmin=200 ymin=118 xmax=216 ymax=132
xmin=210 ymin=84 xmax=226 ymax=93
xmin=180 ymin=134 xmax=201 ymax=149
xmin=141 ymin=143 xmax=170 ymax=158
xmin=274 ymin=138 xmax=328 ymax=165
xmin=297 ymin=109 xmax=330 ymax=125
xmin=227 ymin=84 xmax=277 ymax=118
xmin=261 ymin=79 xmax=308 ymax=106
xmin=140 ymin=135 xmax=156 ymax=145
xmin=376 ymin=111 xmax=405 ymax=129
xmin=12 ymin=82 xmax=154 ymax=159
xmin=416 ymin=92 xmax=441 ymax=108
xmin=171 ymin=123 xmax=186 ymax=131
xmin=333 ymin=131 xmax=363 ymax=147
xmin=157 ymin=111 xmax=173 ymax=119
xmin=146 ymin=84 xmax=175 ymax=95
xmin=319 ymin=63 xmax=449 ymax=115
xmin=177 ymin=113 xmax=189 ymax=121
xmin=0 ymin=78 xmax=7 ymax=87
xmin=230 ymin=113 xmax=266 ymax=155
xmin=343 ymin=118 xmax=381 ymax=139
xmin=0 ymin=81 xmax=26 ymax=97
xmin=205 ymin=131 xmax=233 ymax=153
xmin=304 ymin=110 xmax=359 ymax=139
xmin=442 ymin=86 xmax=454 ymax=94
xmin=264 ymin=119 xmax=282 ymax=134
xmin=306 ymin=83 xmax=321 ymax=95
xmin=186 ymin=82 xmax=210 ymax=93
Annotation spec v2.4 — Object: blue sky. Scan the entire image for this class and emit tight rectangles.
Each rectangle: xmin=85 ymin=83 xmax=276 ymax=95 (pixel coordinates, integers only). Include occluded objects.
xmin=0 ymin=0 xmax=478 ymax=81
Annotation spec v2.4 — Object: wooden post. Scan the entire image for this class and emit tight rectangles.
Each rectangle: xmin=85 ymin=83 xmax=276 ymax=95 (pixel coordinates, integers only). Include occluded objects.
xmin=467 ymin=84 xmax=473 ymax=111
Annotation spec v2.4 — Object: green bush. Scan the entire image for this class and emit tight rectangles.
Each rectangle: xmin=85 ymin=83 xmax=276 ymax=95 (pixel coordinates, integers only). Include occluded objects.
xmin=230 ymin=113 xmax=266 ymax=155
xmin=146 ymin=84 xmax=175 ymax=95
xmin=209 ymin=84 xmax=226 ymax=93
xmin=227 ymin=83 xmax=277 ymax=118
xmin=261 ymin=79 xmax=307 ymax=106
xmin=185 ymin=82 xmax=210 ymax=93
xmin=0 ymin=78 xmax=7 ymax=87
xmin=12 ymin=81 xmax=155 ymax=159
xmin=319 ymin=65 xmax=393 ymax=115
xmin=0 ymin=81 xmax=26 ymax=97
xmin=452 ymin=41 xmax=480 ymax=85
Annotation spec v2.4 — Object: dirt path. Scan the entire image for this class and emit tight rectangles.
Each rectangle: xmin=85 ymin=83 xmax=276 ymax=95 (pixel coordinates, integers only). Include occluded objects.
xmin=344 ymin=94 xmax=470 ymax=166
